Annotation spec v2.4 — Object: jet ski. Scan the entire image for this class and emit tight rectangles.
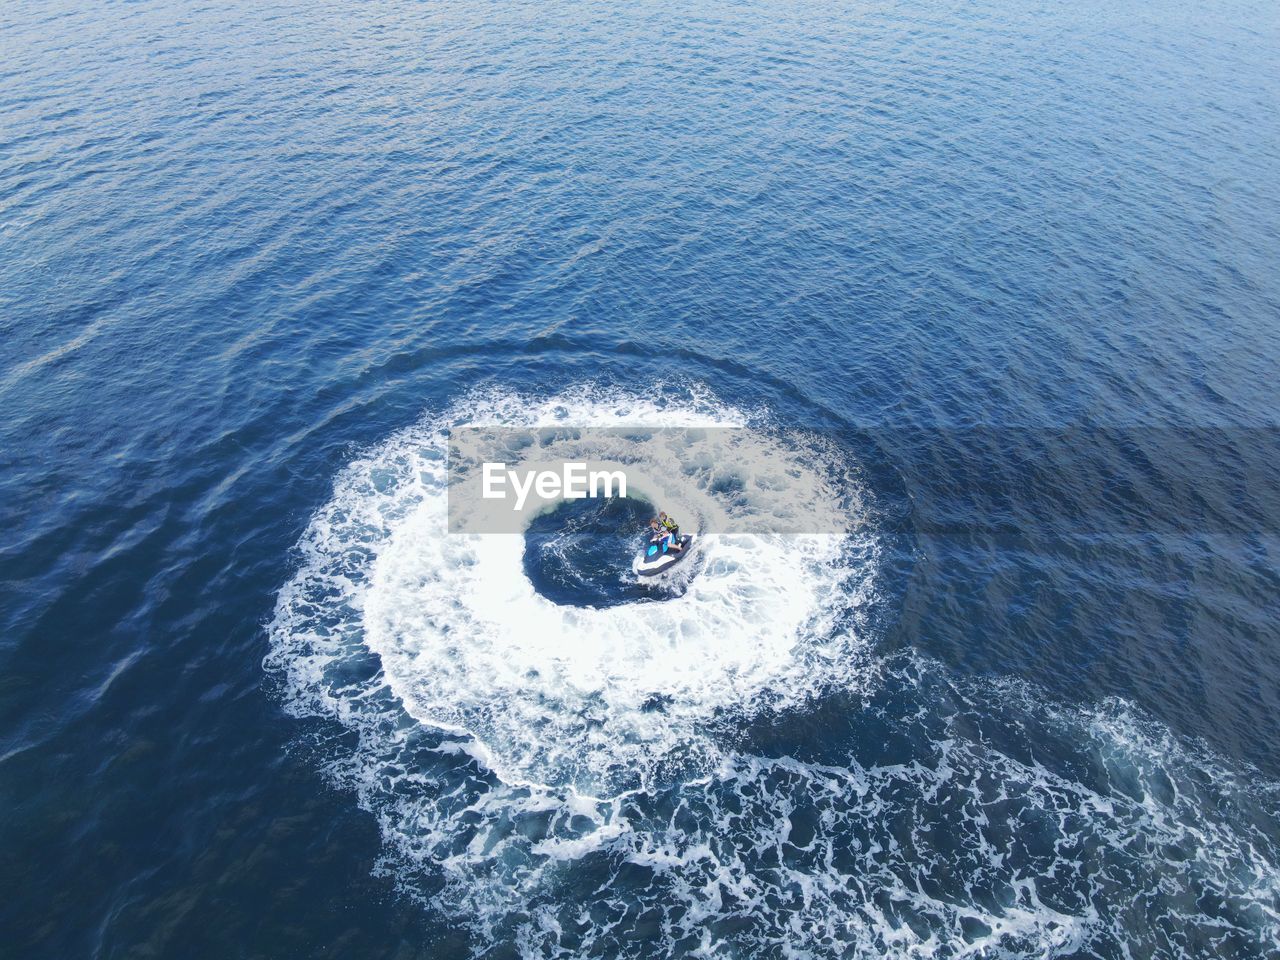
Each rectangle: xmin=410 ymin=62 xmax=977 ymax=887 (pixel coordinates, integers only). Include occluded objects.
xmin=633 ymin=534 xmax=695 ymax=577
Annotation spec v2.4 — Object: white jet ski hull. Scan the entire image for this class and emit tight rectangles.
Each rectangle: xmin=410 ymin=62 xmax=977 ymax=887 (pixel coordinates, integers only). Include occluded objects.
xmin=634 ymin=534 xmax=695 ymax=577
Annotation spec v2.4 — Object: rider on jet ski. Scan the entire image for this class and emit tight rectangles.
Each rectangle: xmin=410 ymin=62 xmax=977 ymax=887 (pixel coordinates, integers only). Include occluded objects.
xmin=649 ymin=512 xmax=682 ymax=552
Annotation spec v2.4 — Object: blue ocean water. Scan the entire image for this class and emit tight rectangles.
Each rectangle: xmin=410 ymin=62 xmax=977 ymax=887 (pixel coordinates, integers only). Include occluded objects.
xmin=3 ymin=0 xmax=1280 ymax=956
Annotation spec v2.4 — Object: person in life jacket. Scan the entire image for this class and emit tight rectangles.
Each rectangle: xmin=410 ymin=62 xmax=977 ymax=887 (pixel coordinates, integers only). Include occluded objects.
xmin=653 ymin=511 xmax=682 ymax=551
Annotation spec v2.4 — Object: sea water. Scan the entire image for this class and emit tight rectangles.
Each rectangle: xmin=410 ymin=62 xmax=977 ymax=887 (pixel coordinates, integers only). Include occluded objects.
xmin=2 ymin=0 xmax=1279 ymax=957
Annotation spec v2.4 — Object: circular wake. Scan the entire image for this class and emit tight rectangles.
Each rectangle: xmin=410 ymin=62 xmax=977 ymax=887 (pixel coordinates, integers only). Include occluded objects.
xmin=273 ymin=384 xmax=878 ymax=795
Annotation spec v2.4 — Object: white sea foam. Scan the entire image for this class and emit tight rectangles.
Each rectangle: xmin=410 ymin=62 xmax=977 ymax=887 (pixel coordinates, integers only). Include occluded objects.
xmin=265 ymin=383 xmax=1280 ymax=958
xmin=318 ymin=385 xmax=876 ymax=794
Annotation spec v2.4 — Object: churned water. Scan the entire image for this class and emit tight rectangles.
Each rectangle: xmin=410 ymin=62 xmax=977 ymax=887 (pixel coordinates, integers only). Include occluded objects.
xmin=2 ymin=1 xmax=1279 ymax=957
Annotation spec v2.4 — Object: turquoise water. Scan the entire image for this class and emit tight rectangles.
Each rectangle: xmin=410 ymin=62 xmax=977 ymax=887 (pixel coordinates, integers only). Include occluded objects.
xmin=2 ymin=0 xmax=1279 ymax=956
